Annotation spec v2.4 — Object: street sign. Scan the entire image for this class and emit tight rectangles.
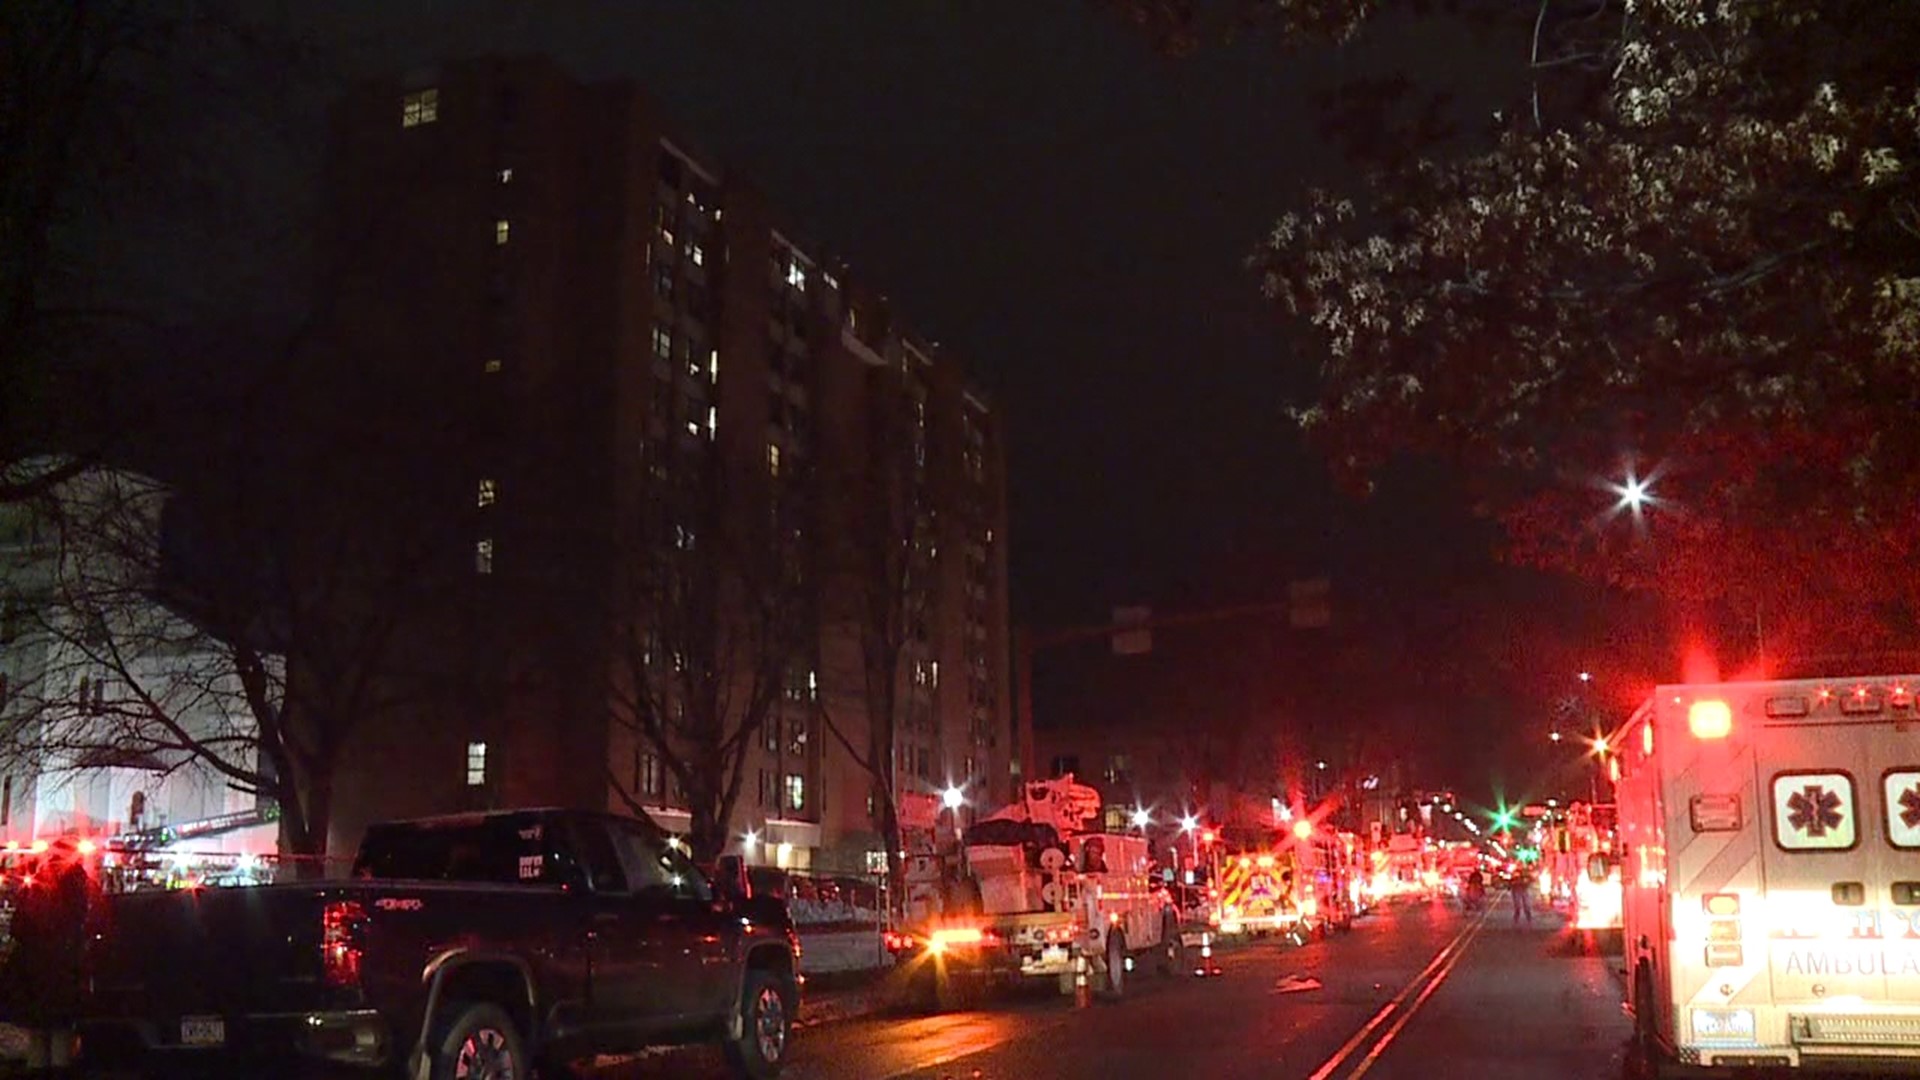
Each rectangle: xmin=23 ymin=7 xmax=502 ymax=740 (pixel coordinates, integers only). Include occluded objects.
xmin=1112 ymin=606 xmax=1152 ymax=655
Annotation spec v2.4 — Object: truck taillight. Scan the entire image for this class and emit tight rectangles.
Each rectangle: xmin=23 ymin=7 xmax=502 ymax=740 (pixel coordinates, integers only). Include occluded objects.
xmin=321 ymin=901 xmax=368 ymax=988
xmin=1701 ymin=892 xmax=1742 ymax=965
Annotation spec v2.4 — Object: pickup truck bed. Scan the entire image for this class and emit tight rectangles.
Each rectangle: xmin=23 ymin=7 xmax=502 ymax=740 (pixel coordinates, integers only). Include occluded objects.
xmin=79 ymin=809 xmax=801 ymax=1079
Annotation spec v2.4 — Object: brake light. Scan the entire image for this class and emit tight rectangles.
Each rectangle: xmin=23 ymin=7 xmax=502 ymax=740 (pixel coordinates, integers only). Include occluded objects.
xmin=320 ymin=901 xmax=368 ymax=988
xmin=1688 ymin=700 xmax=1733 ymax=739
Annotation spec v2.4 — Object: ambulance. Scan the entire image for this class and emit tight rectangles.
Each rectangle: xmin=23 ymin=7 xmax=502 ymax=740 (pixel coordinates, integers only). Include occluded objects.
xmin=1613 ymin=675 xmax=1920 ymax=1072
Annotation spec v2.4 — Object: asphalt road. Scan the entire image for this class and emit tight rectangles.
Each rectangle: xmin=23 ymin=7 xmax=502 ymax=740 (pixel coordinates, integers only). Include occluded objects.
xmin=598 ymin=895 xmax=1635 ymax=1080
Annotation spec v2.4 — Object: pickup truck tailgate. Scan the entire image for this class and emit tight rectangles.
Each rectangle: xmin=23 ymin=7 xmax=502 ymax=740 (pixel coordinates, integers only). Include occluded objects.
xmin=90 ymin=885 xmax=335 ymax=1018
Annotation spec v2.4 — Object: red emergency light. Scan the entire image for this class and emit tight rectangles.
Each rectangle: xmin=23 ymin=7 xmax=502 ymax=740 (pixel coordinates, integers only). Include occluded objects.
xmin=1688 ymin=700 xmax=1733 ymax=740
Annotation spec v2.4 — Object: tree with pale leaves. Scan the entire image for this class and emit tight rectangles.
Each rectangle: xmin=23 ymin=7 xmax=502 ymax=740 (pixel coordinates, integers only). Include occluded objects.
xmin=1121 ymin=0 xmax=1920 ymax=656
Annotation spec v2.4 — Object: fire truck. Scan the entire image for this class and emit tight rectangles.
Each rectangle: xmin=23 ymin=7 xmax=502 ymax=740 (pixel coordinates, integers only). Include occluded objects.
xmin=1561 ymin=803 xmax=1623 ymax=936
xmin=884 ymin=777 xmax=1182 ymax=1010
xmin=1614 ymin=675 xmax=1920 ymax=1072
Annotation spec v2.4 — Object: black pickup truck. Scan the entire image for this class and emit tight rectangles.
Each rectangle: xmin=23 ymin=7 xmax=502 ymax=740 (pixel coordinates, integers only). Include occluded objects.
xmin=78 ymin=808 xmax=802 ymax=1078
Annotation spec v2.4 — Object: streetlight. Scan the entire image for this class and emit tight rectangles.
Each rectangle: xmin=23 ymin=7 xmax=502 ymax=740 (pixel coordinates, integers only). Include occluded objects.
xmin=1178 ymin=813 xmax=1199 ymax=833
xmin=942 ymin=785 xmax=967 ymax=810
xmin=1578 ymin=671 xmax=1592 ymax=684
xmin=1130 ymin=807 xmax=1153 ymax=829
xmin=1549 ymin=729 xmax=1563 ymax=743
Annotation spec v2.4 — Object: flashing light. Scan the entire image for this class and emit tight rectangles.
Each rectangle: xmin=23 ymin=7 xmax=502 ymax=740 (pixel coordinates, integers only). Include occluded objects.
xmin=1703 ymin=893 xmax=1741 ymax=916
xmin=1179 ymin=813 xmax=1199 ymax=833
xmin=1492 ymin=810 xmax=1516 ymax=830
xmin=30 ymin=840 xmax=48 ymax=854
xmin=1589 ymin=736 xmax=1609 ymax=755
xmin=1256 ymin=854 xmax=1276 ymax=869
xmin=1200 ymin=829 xmax=1217 ymax=846
xmin=929 ymin=926 xmax=985 ymax=952
xmin=76 ymin=839 xmax=97 ymax=857
xmin=1688 ymin=699 xmax=1732 ymax=740
xmin=942 ymin=786 xmax=966 ymax=810
xmin=1130 ymin=807 xmax=1152 ymax=829
xmin=1292 ymin=820 xmax=1314 ymax=841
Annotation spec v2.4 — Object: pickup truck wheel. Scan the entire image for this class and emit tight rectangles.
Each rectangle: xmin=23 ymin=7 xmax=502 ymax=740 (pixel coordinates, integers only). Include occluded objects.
xmin=724 ymin=969 xmax=792 ymax=1079
xmin=431 ymin=1002 xmax=527 ymax=1080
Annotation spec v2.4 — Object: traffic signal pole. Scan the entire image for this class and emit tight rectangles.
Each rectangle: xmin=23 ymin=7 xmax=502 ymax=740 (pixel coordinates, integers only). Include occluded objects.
xmin=1015 ymin=601 xmax=1300 ymax=782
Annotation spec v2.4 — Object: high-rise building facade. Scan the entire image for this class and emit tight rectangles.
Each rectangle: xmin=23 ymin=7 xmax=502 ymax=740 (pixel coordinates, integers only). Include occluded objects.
xmin=316 ymin=57 xmax=1011 ymax=872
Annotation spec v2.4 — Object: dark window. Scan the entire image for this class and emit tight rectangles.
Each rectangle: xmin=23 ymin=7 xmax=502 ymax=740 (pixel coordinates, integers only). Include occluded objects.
xmin=659 ymin=153 xmax=682 ymax=188
xmin=569 ymin=820 xmax=628 ymax=892
xmin=353 ymin=813 xmax=581 ymax=887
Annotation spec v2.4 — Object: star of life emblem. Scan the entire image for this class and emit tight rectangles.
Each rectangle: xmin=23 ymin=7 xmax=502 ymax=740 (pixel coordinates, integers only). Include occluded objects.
xmin=1885 ymin=771 xmax=1920 ymax=849
xmin=1773 ymin=773 xmax=1855 ymax=850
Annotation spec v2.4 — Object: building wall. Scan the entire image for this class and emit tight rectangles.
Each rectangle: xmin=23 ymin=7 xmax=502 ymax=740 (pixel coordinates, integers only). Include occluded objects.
xmin=0 ymin=470 xmax=276 ymax=853
xmin=319 ymin=57 xmax=1012 ymax=869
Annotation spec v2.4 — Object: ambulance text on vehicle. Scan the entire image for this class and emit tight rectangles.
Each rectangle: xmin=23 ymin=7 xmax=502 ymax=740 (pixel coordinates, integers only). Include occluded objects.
xmin=1614 ymin=676 xmax=1920 ymax=1071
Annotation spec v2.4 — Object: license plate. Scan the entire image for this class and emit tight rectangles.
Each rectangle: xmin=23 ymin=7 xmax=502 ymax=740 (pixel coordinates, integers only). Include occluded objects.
xmin=180 ymin=1016 xmax=225 ymax=1047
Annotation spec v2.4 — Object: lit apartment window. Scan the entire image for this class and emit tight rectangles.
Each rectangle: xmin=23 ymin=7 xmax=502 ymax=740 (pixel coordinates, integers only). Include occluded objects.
xmin=475 ymin=538 xmax=494 ymax=574
xmin=785 ymin=774 xmax=805 ymax=812
xmin=494 ymin=219 xmax=511 ymax=245
xmin=484 ymin=358 xmax=503 ymax=374
xmin=465 ymin=741 xmax=488 ymax=786
xmin=767 ymin=444 xmax=781 ymax=477
xmin=689 ymin=242 xmax=705 ymax=267
xmin=652 ymin=325 xmax=673 ymax=361
xmin=477 ymin=478 xmax=497 ymax=507
xmin=1 ymin=774 xmax=10 ymax=826
xmin=786 ymin=261 xmax=806 ymax=291
xmin=708 ymin=349 xmax=719 ymax=381
xmin=706 ymin=405 xmax=717 ymax=439
xmin=401 ymin=88 xmax=439 ymax=127
xmin=497 ymin=167 xmax=513 ymax=184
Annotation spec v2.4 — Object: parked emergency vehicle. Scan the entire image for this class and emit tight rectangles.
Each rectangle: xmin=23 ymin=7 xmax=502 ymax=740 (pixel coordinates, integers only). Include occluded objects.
xmin=1562 ymin=803 xmax=1623 ymax=934
xmin=1214 ymin=848 xmax=1297 ymax=936
xmin=1614 ymin=676 xmax=1920 ymax=1072
xmin=884 ymin=777 xmax=1182 ymax=1010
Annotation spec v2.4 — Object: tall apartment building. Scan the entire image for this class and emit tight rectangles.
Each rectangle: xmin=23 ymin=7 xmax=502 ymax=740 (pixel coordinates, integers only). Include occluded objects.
xmin=315 ymin=57 xmax=1012 ymax=872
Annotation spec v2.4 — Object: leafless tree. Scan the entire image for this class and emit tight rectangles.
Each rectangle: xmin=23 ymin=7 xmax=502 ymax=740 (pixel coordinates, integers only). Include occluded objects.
xmin=605 ymin=429 xmax=816 ymax=864
xmin=0 ymin=449 xmax=440 ymax=867
xmin=817 ymin=364 xmax=939 ymax=894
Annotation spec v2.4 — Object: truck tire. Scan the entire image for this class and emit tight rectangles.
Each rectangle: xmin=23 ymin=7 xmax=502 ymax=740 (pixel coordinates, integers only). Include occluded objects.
xmin=1156 ymin=914 xmax=1183 ymax=977
xmin=1098 ymin=931 xmax=1127 ymax=1001
xmin=723 ymin=969 xmax=793 ymax=1079
xmin=428 ymin=1001 xmax=528 ymax=1080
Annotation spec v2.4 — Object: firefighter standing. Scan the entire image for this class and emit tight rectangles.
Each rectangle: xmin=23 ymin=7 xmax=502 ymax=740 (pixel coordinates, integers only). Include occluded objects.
xmin=0 ymin=839 xmax=95 ymax=1071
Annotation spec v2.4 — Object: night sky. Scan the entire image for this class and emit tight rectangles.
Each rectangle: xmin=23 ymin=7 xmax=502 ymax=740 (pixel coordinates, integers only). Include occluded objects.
xmin=145 ymin=3 xmax=1597 ymax=799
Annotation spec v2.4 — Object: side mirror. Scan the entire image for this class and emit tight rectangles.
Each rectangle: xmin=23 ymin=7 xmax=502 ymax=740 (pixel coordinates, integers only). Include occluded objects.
xmin=1586 ymin=854 xmax=1610 ymax=884
xmin=714 ymin=854 xmax=751 ymax=901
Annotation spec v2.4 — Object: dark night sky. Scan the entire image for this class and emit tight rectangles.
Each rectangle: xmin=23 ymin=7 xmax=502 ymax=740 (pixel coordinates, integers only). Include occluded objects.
xmin=148 ymin=3 xmax=1594 ymax=797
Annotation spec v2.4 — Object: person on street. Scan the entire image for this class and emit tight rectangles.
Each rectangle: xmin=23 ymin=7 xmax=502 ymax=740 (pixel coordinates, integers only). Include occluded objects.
xmin=1509 ymin=865 xmax=1535 ymax=926
xmin=0 ymin=838 xmax=96 ymax=1072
